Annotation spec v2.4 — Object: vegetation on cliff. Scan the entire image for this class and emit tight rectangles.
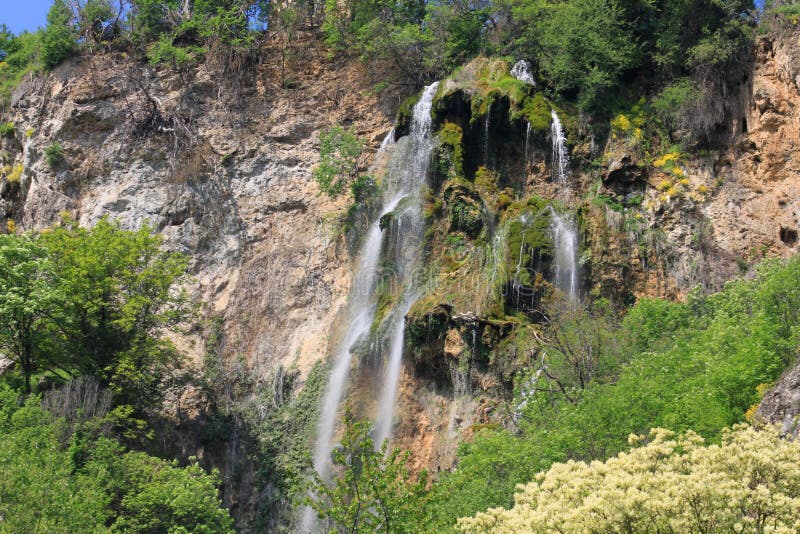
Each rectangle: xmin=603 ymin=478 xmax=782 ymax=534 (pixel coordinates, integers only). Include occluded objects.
xmin=0 ymin=220 xmax=233 ymax=531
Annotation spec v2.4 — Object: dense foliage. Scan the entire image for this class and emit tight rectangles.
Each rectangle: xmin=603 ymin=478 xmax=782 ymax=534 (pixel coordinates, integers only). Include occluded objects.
xmin=0 ymin=0 xmax=761 ymax=129
xmin=423 ymin=255 xmax=800 ymax=531
xmin=458 ymin=425 xmax=800 ymax=533
xmin=0 ymin=217 xmax=187 ymax=408
xmin=0 ymin=384 xmax=234 ymax=532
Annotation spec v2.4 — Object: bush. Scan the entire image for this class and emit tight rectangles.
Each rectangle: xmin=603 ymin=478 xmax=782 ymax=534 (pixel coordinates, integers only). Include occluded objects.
xmin=313 ymin=126 xmax=365 ymax=197
xmin=45 ymin=142 xmax=64 ymax=167
xmin=459 ymin=425 xmax=800 ymax=533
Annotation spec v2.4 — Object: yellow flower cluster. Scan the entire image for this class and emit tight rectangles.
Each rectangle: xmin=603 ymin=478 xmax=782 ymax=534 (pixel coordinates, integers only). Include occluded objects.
xmin=458 ymin=425 xmax=800 ymax=533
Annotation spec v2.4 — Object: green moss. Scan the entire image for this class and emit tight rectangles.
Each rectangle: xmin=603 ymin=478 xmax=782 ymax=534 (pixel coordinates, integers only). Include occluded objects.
xmin=0 ymin=122 xmax=15 ymax=137
xmin=502 ymin=197 xmax=554 ymax=288
xmin=396 ymin=93 xmax=421 ymax=137
xmin=439 ymin=122 xmax=464 ymax=176
xmin=516 ymin=93 xmax=551 ymax=132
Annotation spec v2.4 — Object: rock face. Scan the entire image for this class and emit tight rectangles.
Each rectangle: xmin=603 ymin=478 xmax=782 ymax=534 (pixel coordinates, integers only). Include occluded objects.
xmin=0 ymin=42 xmax=393 ymax=379
xmin=757 ymin=359 xmax=800 ymax=439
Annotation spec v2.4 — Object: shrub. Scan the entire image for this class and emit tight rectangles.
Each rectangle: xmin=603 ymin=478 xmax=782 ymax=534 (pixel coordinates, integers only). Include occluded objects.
xmin=45 ymin=143 xmax=64 ymax=168
xmin=6 ymin=164 xmax=22 ymax=184
xmin=0 ymin=122 xmax=14 ymax=137
xmin=313 ymin=126 xmax=365 ymax=197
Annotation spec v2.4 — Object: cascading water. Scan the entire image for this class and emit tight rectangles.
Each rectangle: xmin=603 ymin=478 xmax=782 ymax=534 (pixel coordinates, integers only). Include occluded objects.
xmin=374 ymin=81 xmax=439 ymax=447
xmin=301 ymin=83 xmax=438 ymax=531
xmin=550 ymin=208 xmax=579 ymax=300
xmin=484 ymin=102 xmax=492 ymax=167
xmin=550 ymin=110 xmax=569 ymax=189
xmin=547 ymin=111 xmax=579 ymax=301
xmin=510 ymin=60 xmax=536 ymax=86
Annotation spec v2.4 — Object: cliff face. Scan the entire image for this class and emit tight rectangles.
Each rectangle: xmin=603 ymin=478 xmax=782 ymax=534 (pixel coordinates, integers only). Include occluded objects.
xmin=0 ymin=41 xmax=393 ymax=380
xmin=3 ymin=22 xmax=800 ymax=527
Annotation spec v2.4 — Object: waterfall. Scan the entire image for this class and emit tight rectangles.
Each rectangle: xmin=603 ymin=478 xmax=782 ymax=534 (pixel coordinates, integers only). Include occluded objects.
xmin=550 ymin=208 xmax=579 ymax=300
xmin=301 ymin=83 xmax=438 ymax=532
xmin=524 ymin=121 xmax=531 ymax=169
xmin=511 ymin=60 xmax=536 ymax=86
xmin=484 ymin=102 xmax=491 ymax=167
xmin=374 ymin=81 xmax=439 ymax=447
xmin=550 ymin=110 xmax=569 ymax=189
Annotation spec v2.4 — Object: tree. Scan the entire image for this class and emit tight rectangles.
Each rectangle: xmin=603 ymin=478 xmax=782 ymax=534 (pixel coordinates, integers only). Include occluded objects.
xmin=0 ymin=235 xmax=64 ymax=392
xmin=313 ymin=126 xmax=366 ymax=197
xmin=458 ymin=425 xmax=800 ymax=533
xmin=42 ymin=0 xmax=77 ymax=69
xmin=38 ymin=216 xmax=189 ymax=409
xmin=307 ymin=410 xmax=429 ymax=533
xmin=0 ymin=383 xmax=235 ymax=533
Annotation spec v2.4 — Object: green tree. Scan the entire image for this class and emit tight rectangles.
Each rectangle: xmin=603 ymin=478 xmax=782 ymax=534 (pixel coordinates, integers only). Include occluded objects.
xmin=0 ymin=235 xmax=64 ymax=393
xmin=38 ymin=217 xmax=189 ymax=409
xmin=42 ymin=0 xmax=77 ymax=69
xmin=313 ymin=126 xmax=365 ymax=197
xmin=307 ymin=410 xmax=429 ymax=533
xmin=0 ymin=383 xmax=234 ymax=533
xmin=0 ymin=386 xmax=110 ymax=532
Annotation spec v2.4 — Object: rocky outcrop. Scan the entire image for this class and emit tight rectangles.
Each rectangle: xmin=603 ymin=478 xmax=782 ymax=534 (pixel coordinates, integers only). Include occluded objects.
xmin=757 ymin=359 xmax=800 ymax=439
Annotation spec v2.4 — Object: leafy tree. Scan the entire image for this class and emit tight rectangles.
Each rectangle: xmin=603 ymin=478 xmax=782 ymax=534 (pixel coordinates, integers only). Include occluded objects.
xmin=313 ymin=126 xmax=366 ymax=197
xmin=459 ymin=425 xmax=800 ymax=533
xmin=38 ymin=216 xmax=189 ymax=409
xmin=0 ymin=218 xmax=188 ymax=409
xmin=307 ymin=410 xmax=429 ymax=533
xmin=511 ymin=0 xmax=638 ymax=111
xmin=0 ymin=234 xmax=64 ymax=392
xmin=0 ymin=387 xmax=110 ymax=531
xmin=42 ymin=0 xmax=77 ymax=69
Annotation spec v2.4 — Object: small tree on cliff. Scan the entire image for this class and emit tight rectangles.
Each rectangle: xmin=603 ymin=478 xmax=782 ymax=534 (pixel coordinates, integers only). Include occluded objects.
xmin=313 ymin=126 xmax=366 ymax=197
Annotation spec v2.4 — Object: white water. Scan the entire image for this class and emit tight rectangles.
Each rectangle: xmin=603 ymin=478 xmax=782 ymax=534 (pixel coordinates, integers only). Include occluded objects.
xmin=550 ymin=110 xmax=569 ymax=189
xmin=484 ymin=102 xmax=491 ymax=167
xmin=300 ymin=130 xmax=398 ymax=533
xmin=374 ymin=81 xmax=439 ymax=447
xmin=547 ymin=111 xmax=579 ymax=301
xmin=524 ymin=121 xmax=531 ymax=168
xmin=301 ymin=84 xmax=438 ymax=531
xmin=550 ymin=209 xmax=579 ymax=300
xmin=511 ymin=60 xmax=536 ymax=86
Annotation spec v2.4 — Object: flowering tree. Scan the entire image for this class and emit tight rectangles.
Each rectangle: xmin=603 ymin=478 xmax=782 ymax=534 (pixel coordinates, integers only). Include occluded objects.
xmin=459 ymin=425 xmax=800 ymax=533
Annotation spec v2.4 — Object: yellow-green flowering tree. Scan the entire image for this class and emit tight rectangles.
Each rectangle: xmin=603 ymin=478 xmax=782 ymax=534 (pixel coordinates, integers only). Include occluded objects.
xmin=459 ymin=425 xmax=800 ymax=533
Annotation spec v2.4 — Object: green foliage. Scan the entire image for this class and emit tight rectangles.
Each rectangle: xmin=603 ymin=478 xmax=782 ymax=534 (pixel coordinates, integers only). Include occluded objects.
xmin=0 ymin=121 xmax=14 ymax=136
xmin=0 ymin=384 xmax=233 ymax=533
xmin=313 ymin=125 xmax=365 ymax=197
xmin=42 ymin=0 xmax=77 ymax=70
xmin=513 ymin=0 xmax=638 ymax=111
xmin=0 ymin=29 xmax=44 ymax=106
xmin=0 ymin=217 xmax=188 ymax=409
xmin=147 ymin=33 xmax=205 ymax=68
xmin=45 ymin=142 xmax=64 ymax=167
xmin=424 ymin=255 xmax=800 ymax=530
xmin=307 ymin=409 xmax=429 ymax=533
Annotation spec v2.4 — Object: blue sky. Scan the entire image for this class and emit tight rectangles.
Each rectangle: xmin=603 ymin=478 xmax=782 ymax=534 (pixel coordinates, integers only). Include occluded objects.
xmin=2 ymin=0 xmax=53 ymax=34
